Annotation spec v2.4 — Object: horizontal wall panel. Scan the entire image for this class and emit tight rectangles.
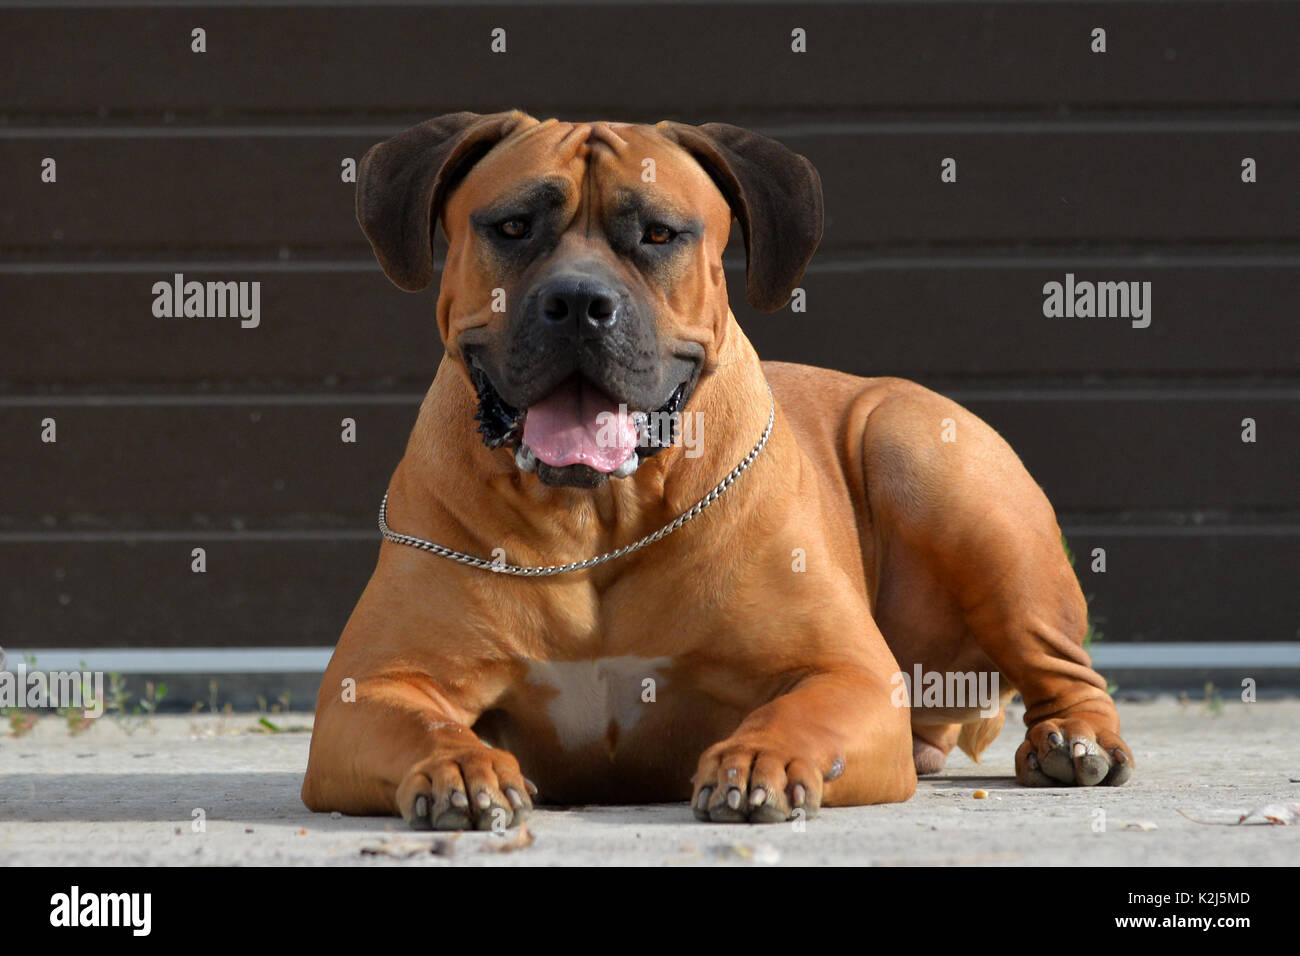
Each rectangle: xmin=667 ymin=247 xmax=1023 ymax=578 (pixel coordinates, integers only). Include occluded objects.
xmin=743 ymin=261 xmax=1300 ymax=378
xmin=3 ymin=261 xmax=1296 ymax=385
xmin=4 ymin=129 xmax=1297 ymax=251
xmin=962 ymin=394 xmax=1300 ymax=515
xmin=1 ymin=536 xmax=375 ymax=650
xmin=4 ymin=4 xmax=1298 ymax=118
xmin=3 ymin=529 xmax=1294 ymax=648
xmin=0 ymin=401 xmax=417 ymax=528
xmin=0 ymin=136 xmax=376 ymax=252
xmin=0 ymin=267 xmax=438 ymax=386
xmin=0 ymin=394 xmax=1295 ymax=528
xmin=1062 ymin=527 xmax=1300 ymax=645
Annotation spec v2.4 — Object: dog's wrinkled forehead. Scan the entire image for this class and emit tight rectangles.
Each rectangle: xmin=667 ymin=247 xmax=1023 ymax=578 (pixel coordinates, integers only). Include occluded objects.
xmin=441 ymin=119 xmax=733 ymax=246
xmin=356 ymin=111 xmax=823 ymax=316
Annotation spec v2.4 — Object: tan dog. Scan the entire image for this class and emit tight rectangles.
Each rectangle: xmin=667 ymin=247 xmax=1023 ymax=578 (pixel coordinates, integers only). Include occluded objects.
xmin=302 ymin=111 xmax=1132 ymax=829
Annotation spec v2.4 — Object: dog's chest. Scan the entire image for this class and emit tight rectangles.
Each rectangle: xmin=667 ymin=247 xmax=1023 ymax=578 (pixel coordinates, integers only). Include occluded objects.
xmin=524 ymin=656 xmax=671 ymax=752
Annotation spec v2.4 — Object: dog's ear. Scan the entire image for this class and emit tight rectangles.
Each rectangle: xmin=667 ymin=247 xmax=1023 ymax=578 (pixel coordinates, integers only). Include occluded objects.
xmin=657 ymin=122 xmax=823 ymax=312
xmin=356 ymin=111 xmax=526 ymax=291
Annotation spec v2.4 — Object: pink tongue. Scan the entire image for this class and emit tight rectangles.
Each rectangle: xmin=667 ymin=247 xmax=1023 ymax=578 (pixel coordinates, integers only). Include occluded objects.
xmin=522 ymin=377 xmax=638 ymax=473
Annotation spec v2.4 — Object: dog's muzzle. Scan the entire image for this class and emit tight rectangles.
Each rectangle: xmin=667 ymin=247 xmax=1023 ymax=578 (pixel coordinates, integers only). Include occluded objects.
xmin=461 ymin=272 xmax=702 ymax=487
xmin=468 ymin=359 xmax=696 ymax=487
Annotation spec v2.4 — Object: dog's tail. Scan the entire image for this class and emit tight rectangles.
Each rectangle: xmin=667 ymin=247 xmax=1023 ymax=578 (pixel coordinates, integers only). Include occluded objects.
xmin=956 ymin=707 xmax=1005 ymax=764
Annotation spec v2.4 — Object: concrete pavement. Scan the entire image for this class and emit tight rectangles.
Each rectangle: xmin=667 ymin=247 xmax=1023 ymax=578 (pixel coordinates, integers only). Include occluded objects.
xmin=2 ymin=697 xmax=1298 ymax=866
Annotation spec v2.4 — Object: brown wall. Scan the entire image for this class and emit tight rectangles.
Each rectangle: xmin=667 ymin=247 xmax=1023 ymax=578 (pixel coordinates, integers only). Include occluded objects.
xmin=3 ymin=2 xmax=1297 ymax=649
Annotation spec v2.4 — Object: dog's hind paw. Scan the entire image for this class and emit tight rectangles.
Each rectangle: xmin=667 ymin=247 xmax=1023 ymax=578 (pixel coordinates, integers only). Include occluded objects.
xmin=1015 ymin=718 xmax=1133 ymax=787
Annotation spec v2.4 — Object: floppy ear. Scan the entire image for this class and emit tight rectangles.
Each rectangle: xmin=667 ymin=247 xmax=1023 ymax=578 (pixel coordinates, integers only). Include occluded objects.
xmin=657 ymin=121 xmax=823 ymax=312
xmin=356 ymin=111 xmax=527 ymax=291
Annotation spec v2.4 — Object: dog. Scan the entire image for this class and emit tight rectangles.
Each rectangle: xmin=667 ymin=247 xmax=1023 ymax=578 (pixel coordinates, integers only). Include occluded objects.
xmin=301 ymin=111 xmax=1133 ymax=829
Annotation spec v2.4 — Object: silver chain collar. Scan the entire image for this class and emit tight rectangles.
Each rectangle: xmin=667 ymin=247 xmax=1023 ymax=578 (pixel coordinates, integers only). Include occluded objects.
xmin=378 ymin=384 xmax=775 ymax=577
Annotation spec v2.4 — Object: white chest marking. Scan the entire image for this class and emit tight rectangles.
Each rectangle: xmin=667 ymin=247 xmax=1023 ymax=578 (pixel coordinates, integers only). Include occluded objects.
xmin=526 ymin=656 xmax=671 ymax=752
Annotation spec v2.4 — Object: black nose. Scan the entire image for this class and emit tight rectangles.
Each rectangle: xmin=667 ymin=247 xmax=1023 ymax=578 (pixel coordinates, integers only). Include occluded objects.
xmin=537 ymin=278 xmax=621 ymax=336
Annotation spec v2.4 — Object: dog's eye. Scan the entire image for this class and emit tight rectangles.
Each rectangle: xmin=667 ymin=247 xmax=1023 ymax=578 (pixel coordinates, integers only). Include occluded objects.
xmin=642 ymin=224 xmax=676 ymax=245
xmin=497 ymin=219 xmax=530 ymax=239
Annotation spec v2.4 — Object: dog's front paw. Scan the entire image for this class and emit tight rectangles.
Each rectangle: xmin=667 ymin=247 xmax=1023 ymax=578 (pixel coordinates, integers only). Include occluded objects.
xmin=396 ymin=744 xmax=535 ymax=831
xmin=1015 ymin=717 xmax=1133 ymax=787
xmin=691 ymin=736 xmax=839 ymax=824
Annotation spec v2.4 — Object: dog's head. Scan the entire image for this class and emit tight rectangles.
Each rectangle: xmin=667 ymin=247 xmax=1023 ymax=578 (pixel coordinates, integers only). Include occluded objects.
xmin=356 ymin=111 xmax=823 ymax=488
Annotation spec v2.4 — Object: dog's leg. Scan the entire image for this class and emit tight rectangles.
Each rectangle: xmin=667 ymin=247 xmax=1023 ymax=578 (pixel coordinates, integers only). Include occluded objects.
xmin=964 ymin=581 xmax=1134 ymax=788
xmin=862 ymin=382 xmax=1134 ymax=788
xmin=690 ymin=667 xmax=916 ymax=823
xmin=302 ymin=673 xmax=533 ymax=830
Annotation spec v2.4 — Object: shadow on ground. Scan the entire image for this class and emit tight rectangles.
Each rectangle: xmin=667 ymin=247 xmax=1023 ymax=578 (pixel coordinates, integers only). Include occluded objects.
xmin=2 ymin=772 xmax=317 ymax=823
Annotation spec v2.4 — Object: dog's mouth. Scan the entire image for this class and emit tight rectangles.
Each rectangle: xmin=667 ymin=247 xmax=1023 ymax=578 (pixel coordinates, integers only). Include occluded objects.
xmin=468 ymin=359 xmax=696 ymax=487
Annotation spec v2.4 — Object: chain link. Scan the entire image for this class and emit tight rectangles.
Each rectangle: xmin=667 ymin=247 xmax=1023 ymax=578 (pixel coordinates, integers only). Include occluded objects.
xmin=378 ymin=385 xmax=775 ymax=576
